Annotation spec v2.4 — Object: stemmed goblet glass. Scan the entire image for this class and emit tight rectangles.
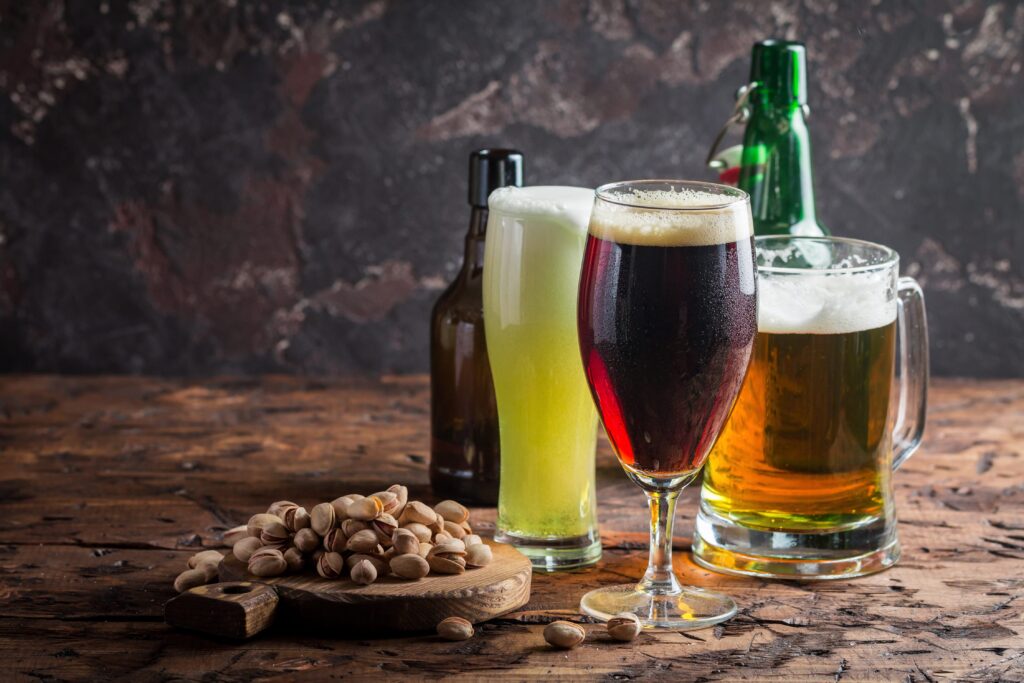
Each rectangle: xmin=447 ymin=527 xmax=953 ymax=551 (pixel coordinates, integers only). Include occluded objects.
xmin=576 ymin=180 xmax=757 ymax=629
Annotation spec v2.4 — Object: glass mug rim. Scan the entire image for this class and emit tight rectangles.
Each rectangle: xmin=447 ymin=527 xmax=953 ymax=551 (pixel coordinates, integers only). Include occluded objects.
xmin=755 ymin=235 xmax=899 ymax=275
xmin=595 ymin=179 xmax=749 ymax=211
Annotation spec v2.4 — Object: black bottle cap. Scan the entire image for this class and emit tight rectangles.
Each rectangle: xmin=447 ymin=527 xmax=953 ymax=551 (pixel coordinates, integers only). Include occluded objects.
xmin=749 ymin=39 xmax=807 ymax=105
xmin=468 ymin=149 xmax=524 ymax=208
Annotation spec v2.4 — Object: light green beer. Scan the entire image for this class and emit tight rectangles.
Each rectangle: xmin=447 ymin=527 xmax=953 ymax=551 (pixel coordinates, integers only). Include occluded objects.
xmin=483 ymin=186 xmax=600 ymax=570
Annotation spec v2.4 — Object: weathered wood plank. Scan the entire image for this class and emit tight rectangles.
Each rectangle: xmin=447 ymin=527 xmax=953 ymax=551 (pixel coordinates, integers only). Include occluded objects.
xmin=0 ymin=376 xmax=1022 ymax=682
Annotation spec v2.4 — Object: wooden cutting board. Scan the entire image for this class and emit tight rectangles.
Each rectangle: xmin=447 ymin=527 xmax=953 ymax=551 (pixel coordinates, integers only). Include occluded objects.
xmin=165 ymin=541 xmax=532 ymax=639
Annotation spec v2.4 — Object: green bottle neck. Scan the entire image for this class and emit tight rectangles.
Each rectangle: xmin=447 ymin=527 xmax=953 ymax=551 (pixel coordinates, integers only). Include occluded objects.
xmin=738 ymin=98 xmax=827 ymax=236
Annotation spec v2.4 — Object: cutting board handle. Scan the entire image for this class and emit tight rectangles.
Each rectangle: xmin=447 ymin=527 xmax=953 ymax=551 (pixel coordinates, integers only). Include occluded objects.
xmin=165 ymin=581 xmax=279 ymax=640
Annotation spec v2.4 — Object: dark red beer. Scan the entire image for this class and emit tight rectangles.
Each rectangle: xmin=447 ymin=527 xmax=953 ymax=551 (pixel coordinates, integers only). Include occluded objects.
xmin=577 ymin=235 xmax=757 ymax=478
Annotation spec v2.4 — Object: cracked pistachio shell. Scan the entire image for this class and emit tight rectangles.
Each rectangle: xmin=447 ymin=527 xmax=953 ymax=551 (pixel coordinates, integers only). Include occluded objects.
xmin=246 ymin=513 xmax=283 ymax=538
xmin=248 ymin=547 xmax=287 ymax=577
xmin=606 ymin=613 xmax=642 ymax=642
xmin=316 ymin=551 xmax=344 ymax=579
xmin=347 ymin=496 xmax=383 ymax=521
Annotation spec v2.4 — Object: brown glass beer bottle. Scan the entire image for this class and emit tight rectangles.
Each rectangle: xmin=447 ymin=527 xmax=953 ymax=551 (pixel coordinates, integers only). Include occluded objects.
xmin=429 ymin=149 xmax=523 ymax=504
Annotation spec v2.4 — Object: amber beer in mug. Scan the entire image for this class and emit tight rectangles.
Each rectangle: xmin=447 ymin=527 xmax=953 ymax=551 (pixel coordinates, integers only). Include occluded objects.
xmin=695 ymin=236 xmax=928 ymax=579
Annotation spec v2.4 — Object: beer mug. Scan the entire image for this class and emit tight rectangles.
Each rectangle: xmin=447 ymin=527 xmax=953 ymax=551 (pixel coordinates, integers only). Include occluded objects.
xmin=694 ymin=236 xmax=928 ymax=579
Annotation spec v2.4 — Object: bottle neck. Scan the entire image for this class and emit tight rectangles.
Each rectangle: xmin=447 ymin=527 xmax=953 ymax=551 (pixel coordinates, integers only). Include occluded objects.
xmin=738 ymin=98 xmax=819 ymax=234
xmin=461 ymin=207 xmax=488 ymax=277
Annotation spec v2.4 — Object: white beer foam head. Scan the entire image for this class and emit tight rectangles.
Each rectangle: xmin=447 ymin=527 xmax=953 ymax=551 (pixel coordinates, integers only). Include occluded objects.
xmin=758 ymin=271 xmax=897 ymax=334
xmin=488 ymin=186 xmax=594 ymax=231
xmin=589 ymin=187 xmax=753 ymax=247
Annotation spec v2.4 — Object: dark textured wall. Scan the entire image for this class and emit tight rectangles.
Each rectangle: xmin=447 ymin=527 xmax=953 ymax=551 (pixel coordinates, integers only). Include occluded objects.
xmin=1 ymin=0 xmax=1021 ymax=377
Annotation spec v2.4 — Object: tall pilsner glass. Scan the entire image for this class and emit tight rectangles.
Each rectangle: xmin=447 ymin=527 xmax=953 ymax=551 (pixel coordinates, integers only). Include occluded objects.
xmin=484 ymin=186 xmax=602 ymax=571
xmin=577 ymin=180 xmax=756 ymax=628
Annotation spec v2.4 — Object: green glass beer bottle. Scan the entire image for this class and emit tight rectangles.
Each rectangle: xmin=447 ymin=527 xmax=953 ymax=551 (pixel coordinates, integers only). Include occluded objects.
xmin=738 ymin=40 xmax=829 ymax=237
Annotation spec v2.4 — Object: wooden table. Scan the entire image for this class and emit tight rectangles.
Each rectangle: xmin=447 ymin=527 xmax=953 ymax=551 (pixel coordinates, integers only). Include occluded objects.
xmin=1 ymin=376 xmax=1022 ymax=681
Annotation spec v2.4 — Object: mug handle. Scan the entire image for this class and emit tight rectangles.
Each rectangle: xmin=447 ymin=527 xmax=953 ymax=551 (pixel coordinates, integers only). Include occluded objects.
xmin=892 ymin=277 xmax=929 ymax=470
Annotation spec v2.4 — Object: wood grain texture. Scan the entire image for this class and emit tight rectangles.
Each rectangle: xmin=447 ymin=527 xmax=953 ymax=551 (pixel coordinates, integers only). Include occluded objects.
xmin=165 ymin=582 xmax=279 ymax=640
xmin=214 ymin=541 xmax=531 ymax=634
xmin=0 ymin=375 xmax=1022 ymax=681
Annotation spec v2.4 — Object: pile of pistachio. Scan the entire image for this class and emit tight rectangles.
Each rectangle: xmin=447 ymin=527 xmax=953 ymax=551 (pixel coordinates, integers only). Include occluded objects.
xmin=172 ymin=485 xmax=491 ymax=592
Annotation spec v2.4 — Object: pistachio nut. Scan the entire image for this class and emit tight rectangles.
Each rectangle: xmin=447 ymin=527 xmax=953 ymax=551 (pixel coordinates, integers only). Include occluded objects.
xmin=427 ymin=553 xmax=466 ymax=575
xmin=386 ymin=484 xmax=409 ymax=518
xmin=322 ymin=528 xmax=348 ymax=553
xmin=401 ymin=522 xmax=432 ymax=543
xmin=346 ymin=529 xmax=381 ymax=554
xmin=398 ymin=500 xmax=435 ymax=526
xmin=437 ymin=616 xmax=474 ymax=641
xmin=346 ymin=553 xmax=387 ymax=576
xmin=330 ymin=495 xmax=358 ymax=521
xmin=188 ymin=549 xmax=224 ymax=569
xmin=248 ymin=547 xmax=287 ymax=577
xmin=382 ymin=546 xmax=396 ymax=562
xmin=443 ymin=520 xmax=467 ymax=540
xmin=267 ymin=500 xmax=299 ymax=518
xmin=428 ymin=511 xmax=445 ymax=535
xmin=341 ymin=519 xmax=369 ymax=537
xmin=173 ymin=567 xmax=209 ymax=593
xmin=283 ymin=547 xmax=306 ymax=573
xmin=434 ymin=499 xmax=469 ymax=524
xmin=350 ymin=558 xmax=377 ymax=585
xmin=463 ymin=534 xmax=483 ymax=547
xmin=246 ymin=513 xmax=283 ymax=538
xmin=222 ymin=524 xmax=249 ymax=546
xmin=606 ymin=612 xmax=642 ymax=642
xmin=316 ymin=551 xmax=345 ymax=579
xmin=371 ymin=491 xmax=400 ymax=516
xmin=347 ymin=496 xmax=383 ymax=521
xmin=418 ymin=542 xmax=433 ymax=558
xmin=259 ymin=520 xmax=291 ymax=548
xmin=232 ymin=536 xmax=263 ymax=563
xmin=465 ymin=543 xmax=492 ymax=568
xmin=390 ymin=553 xmax=430 ymax=579
xmin=371 ymin=514 xmax=398 ymax=546
xmin=460 ymin=520 xmax=474 ymax=534
xmin=392 ymin=529 xmax=420 ymax=555
xmin=293 ymin=527 xmax=321 ymax=553
xmin=310 ymin=502 xmax=337 ymax=536
xmin=283 ymin=506 xmax=310 ymax=532
xmin=431 ymin=540 xmax=466 ymax=555
xmin=434 ymin=532 xmax=454 ymax=545
xmin=544 ymin=621 xmax=586 ymax=649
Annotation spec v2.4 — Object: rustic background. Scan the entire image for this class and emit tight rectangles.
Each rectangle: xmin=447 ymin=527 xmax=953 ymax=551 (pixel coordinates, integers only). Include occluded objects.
xmin=0 ymin=0 xmax=1021 ymax=377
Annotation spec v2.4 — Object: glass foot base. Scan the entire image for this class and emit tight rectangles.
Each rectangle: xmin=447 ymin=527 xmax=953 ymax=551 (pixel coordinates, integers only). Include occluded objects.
xmin=694 ymin=504 xmax=900 ymax=580
xmin=494 ymin=529 xmax=601 ymax=572
xmin=580 ymin=584 xmax=737 ymax=630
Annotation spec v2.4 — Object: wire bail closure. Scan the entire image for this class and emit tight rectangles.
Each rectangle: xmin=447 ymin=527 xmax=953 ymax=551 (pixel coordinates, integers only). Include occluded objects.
xmin=705 ymin=82 xmax=757 ymax=169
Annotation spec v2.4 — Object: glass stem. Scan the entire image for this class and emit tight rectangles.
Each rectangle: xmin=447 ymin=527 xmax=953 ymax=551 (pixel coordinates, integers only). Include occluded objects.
xmin=639 ymin=489 xmax=683 ymax=595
